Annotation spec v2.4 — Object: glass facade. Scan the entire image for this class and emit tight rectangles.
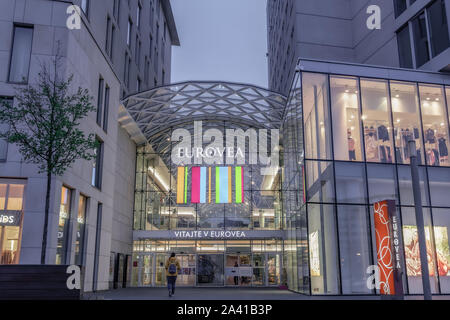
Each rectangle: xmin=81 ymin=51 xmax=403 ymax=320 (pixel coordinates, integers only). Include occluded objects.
xmin=287 ymin=69 xmax=450 ymax=295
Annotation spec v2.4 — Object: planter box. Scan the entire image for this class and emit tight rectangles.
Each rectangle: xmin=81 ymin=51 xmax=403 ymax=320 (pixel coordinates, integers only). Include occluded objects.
xmin=0 ymin=265 xmax=81 ymax=300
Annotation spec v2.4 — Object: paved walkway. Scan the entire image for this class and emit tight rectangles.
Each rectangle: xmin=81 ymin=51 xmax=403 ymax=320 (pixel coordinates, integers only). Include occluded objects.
xmin=84 ymin=287 xmax=450 ymax=300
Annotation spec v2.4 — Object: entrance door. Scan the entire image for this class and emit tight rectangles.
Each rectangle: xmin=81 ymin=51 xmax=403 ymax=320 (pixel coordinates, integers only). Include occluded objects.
xmin=197 ymin=254 xmax=224 ymax=286
xmin=177 ymin=254 xmax=196 ymax=286
xmin=267 ymin=253 xmax=281 ymax=286
xmin=225 ymin=254 xmax=252 ymax=286
xmin=141 ymin=254 xmax=153 ymax=286
xmin=155 ymin=254 xmax=167 ymax=286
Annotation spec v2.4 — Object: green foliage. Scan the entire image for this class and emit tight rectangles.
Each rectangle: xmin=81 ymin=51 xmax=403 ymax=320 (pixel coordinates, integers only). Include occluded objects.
xmin=0 ymin=58 xmax=98 ymax=176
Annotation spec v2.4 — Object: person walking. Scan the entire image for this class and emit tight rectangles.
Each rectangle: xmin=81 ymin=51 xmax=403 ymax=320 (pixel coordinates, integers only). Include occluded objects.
xmin=165 ymin=252 xmax=181 ymax=297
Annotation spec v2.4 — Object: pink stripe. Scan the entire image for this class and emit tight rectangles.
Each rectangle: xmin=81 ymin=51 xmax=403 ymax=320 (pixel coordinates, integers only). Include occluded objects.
xmin=191 ymin=167 xmax=200 ymax=203
xmin=241 ymin=167 xmax=244 ymax=202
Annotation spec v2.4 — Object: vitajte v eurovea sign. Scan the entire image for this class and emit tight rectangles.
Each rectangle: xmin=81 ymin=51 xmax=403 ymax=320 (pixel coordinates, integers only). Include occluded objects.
xmin=171 ymin=121 xmax=280 ymax=205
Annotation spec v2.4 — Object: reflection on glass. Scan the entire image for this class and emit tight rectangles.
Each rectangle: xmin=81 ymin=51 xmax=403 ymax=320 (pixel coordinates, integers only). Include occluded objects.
xmin=428 ymin=167 xmax=450 ymax=207
xmin=397 ymin=165 xmax=430 ymax=206
xmin=391 ymin=81 xmax=424 ymax=164
xmin=330 ymin=76 xmax=363 ymax=161
xmin=197 ymin=254 xmax=224 ymax=286
xmin=75 ymin=195 xmax=87 ymax=266
xmin=419 ymin=84 xmax=449 ymax=166
xmin=56 ymin=186 xmax=71 ymax=265
xmin=335 ymin=162 xmax=367 ymax=204
xmin=305 ymin=161 xmax=335 ymax=203
xmin=302 ymin=73 xmax=332 ymax=160
xmin=308 ymin=204 xmax=339 ymax=295
xmin=361 ymin=79 xmax=394 ymax=163
xmin=401 ymin=207 xmax=439 ymax=294
xmin=430 ymin=208 xmax=450 ymax=294
xmin=367 ymin=164 xmax=398 ymax=203
xmin=337 ymin=205 xmax=372 ymax=294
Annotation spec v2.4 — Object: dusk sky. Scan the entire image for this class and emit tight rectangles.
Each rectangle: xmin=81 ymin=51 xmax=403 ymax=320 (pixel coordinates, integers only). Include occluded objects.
xmin=170 ymin=0 xmax=268 ymax=88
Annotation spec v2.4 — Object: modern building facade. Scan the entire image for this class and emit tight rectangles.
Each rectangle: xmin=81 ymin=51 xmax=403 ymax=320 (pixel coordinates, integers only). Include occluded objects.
xmin=267 ymin=0 xmax=450 ymax=95
xmin=0 ymin=0 xmax=178 ymax=292
xmin=266 ymin=0 xmax=450 ymax=296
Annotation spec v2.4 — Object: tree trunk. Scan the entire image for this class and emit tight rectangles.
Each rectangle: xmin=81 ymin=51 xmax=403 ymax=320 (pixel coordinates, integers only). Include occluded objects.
xmin=40 ymin=170 xmax=52 ymax=264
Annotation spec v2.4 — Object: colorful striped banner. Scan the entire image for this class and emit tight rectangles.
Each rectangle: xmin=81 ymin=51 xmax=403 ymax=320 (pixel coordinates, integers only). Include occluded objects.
xmin=177 ymin=166 xmax=244 ymax=204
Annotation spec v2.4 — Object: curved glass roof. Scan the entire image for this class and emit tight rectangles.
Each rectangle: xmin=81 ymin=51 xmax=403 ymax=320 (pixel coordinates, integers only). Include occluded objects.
xmin=121 ymin=81 xmax=287 ymax=146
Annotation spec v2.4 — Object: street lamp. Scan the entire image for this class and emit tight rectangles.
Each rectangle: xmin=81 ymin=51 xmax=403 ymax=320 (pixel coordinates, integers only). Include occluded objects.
xmin=408 ymin=140 xmax=432 ymax=300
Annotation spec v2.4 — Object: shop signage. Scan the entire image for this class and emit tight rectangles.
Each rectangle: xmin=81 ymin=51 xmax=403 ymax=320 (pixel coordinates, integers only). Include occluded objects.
xmin=373 ymin=200 xmax=404 ymax=296
xmin=0 ymin=210 xmax=22 ymax=227
xmin=173 ymin=230 xmax=247 ymax=239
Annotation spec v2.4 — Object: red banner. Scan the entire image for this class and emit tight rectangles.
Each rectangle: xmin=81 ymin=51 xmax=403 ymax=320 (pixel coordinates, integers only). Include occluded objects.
xmin=373 ymin=200 xmax=396 ymax=295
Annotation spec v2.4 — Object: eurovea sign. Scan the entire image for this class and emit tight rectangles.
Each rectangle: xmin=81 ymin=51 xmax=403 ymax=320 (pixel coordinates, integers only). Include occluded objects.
xmin=171 ymin=121 xmax=280 ymax=176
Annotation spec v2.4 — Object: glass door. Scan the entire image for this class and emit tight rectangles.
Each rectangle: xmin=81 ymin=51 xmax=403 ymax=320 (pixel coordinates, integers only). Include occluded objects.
xmin=155 ymin=254 xmax=167 ymax=286
xmin=252 ymin=254 xmax=265 ymax=286
xmin=239 ymin=254 xmax=252 ymax=286
xmin=225 ymin=254 xmax=239 ymax=285
xmin=177 ymin=254 xmax=196 ymax=286
xmin=197 ymin=254 xmax=224 ymax=286
xmin=267 ymin=253 xmax=281 ymax=286
xmin=141 ymin=254 xmax=154 ymax=286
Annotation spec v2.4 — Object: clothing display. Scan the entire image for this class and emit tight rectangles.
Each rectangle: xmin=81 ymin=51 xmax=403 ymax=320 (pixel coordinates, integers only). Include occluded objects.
xmin=377 ymin=125 xmax=389 ymax=142
xmin=364 ymin=125 xmax=393 ymax=163
xmin=439 ymin=138 xmax=448 ymax=157
xmin=425 ymin=128 xmax=436 ymax=144
xmin=348 ymin=137 xmax=356 ymax=161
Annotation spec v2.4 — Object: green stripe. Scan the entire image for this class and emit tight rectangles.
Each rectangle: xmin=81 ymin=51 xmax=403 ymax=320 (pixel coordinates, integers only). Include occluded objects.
xmin=184 ymin=167 xmax=188 ymax=203
xmin=235 ymin=167 xmax=242 ymax=203
xmin=215 ymin=167 xmax=220 ymax=203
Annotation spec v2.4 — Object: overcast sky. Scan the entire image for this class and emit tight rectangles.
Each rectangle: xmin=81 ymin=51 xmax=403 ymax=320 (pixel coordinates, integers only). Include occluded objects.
xmin=170 ymin=0 xmax=268 ymax=88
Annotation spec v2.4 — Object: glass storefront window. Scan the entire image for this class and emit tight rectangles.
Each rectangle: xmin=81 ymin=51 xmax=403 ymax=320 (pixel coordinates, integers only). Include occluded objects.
xmin=307 ymin=204 xmax=339 ymax=295
xmin=75 ymin=195 xmax=87 ymax=266
xmin=305 ymin=160 xmax=335 ymax=203
xmin=428 ymin=167 xmax=450 ymax=207
xmin=56 ymin=186 xmax=71 ymax=265
xmin=401 ymin=207 xmax=439 ymax=294
xmin=391 ymin=81 xmax=424 ymax=164
xmin=430 ymin=208 xmax=450 ymax=294
xmin=6 ymin=184 xmax=24 ymax=210
xmin=397 ymin=165 xmax=430 ymax=206
xmin=367 ymin=163 xmax=398 ymax=204
xmin=419 ymin=84 xmax=449 ymax=166
xmin=335 ymin=162 xmax=367 ymax=204
xmin=302 ymin=73 xmax=332 ymax=160
xmin=0 ymin=184 xmax=6 ymax=209
xmin=337 ymin=205 xmax=373 ymax=294
xmin=361 ymin=79 xmax=394 ymax=164
xmin=330 ymin=76 xmax=363 ymax=161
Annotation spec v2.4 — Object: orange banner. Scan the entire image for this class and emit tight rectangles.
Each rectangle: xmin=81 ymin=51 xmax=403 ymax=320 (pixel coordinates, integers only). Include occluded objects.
xmin=373 ymin=200 xmax=395 ymax=295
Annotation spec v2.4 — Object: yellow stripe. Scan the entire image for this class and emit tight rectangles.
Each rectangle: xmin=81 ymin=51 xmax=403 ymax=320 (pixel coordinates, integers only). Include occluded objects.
xmin=177 ymin=167 xmax=185 ymax=204
xmin=228 ymin=166 xmax=232 ymax=203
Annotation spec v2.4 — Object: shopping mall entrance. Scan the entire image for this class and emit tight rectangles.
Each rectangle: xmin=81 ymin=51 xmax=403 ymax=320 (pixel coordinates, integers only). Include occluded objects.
xmin=131 ymin=239 xmax=282 ymax=287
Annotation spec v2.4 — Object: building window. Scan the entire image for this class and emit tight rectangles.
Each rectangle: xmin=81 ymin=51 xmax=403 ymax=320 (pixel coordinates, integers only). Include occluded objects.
xmin=393 ymin=0 xmax=407 ymax=18
xmin=412 ymin=12 xmax=431 ymax=67
xmin=113 ymin=0 xmax=120 ymax=21
xmin=106 ymin=16 xmax=112 ymax=56
xmin=96 ymin=77 xmax=104 ymax=126
xmin=0 ymin=98 xmax=13 ymax=161
xmin=136 ymin=37 xmax=141 ymax=67
xmin=8 ymin=26 xmax=33 ymax=83
xmin=302 ymin=73 xmax=332 ymax=160
xmin=397 ymin=24 xmax=413 ymax=68
xmin=419 ymin=84 xmax=450 ymax=167
xmin=360 ymin=78 xmax=394 ymax=163
xmin=81 ymin=0 xmax=90 ymax=17
xmin=56 ymin=186 xmax=72 ymax=265
xmin=92 ymin=139 xmax=103 ymax=189
xmin=427 ymin=0 xmax=450 ymax=57
xmin=127 ymin=18 xmax=132 ymax=47
xmin=137 ymin=3 xmax=142 ymax=30
xmin=103 ymin=85 xmax=110 ymax=132
xmin=0 ymin=181 xmax=25 ymax=265
xmin=330 ymin=76 xmax=363 ymax=161
xmin=75 ymin=195 xmax=87 ymax=266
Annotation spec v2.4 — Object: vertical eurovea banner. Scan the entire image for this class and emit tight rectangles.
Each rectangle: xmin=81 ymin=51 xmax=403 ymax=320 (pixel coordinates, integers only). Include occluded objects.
xmin=373 ymin=200 xmax=404 ymax=297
